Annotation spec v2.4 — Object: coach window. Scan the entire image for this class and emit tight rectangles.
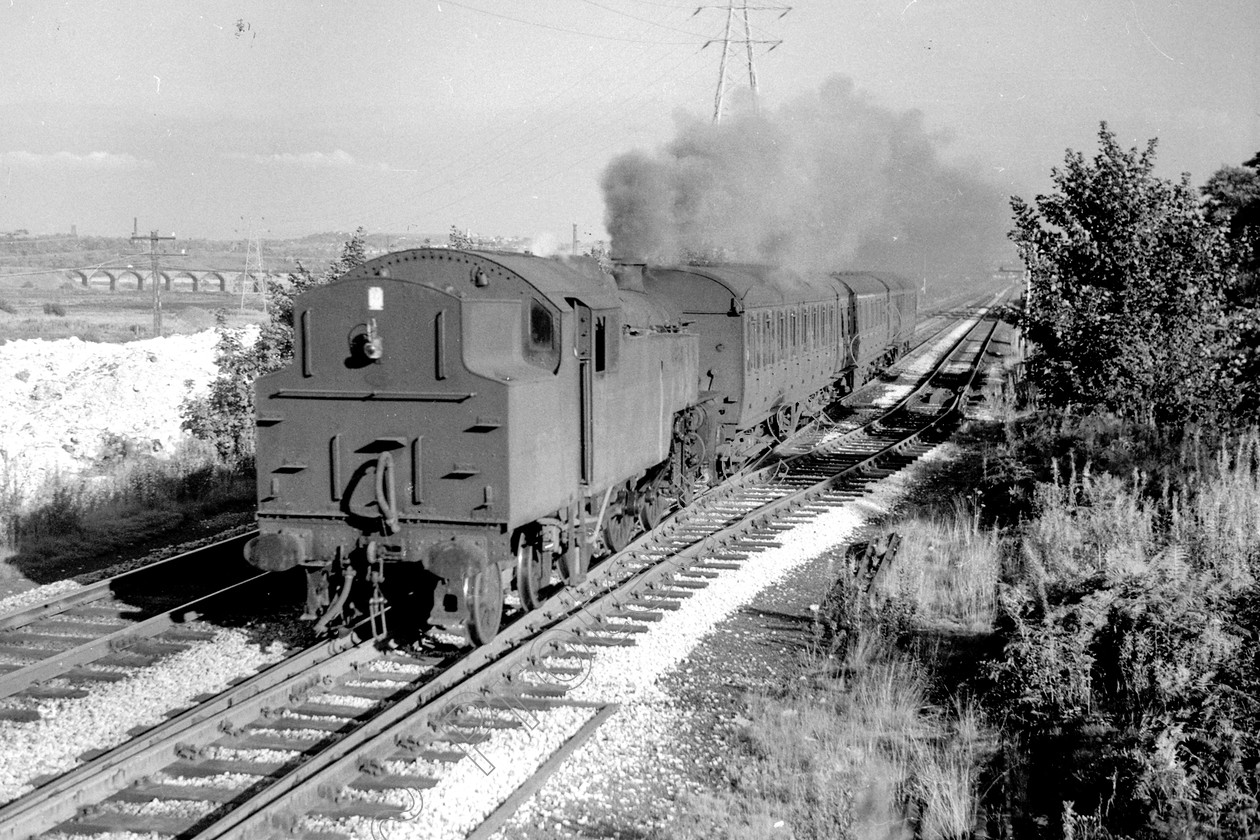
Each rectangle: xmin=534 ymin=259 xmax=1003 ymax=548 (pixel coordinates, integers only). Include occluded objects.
xmin=763 ymin=312 xmax=772 ymax=365
xmin=777 ymin=311 xmax=786 ymax=359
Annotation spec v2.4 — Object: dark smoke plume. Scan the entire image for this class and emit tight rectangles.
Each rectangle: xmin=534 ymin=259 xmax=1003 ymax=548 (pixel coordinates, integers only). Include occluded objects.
xmin=602 ymin=76 xmax=1011 ymax=286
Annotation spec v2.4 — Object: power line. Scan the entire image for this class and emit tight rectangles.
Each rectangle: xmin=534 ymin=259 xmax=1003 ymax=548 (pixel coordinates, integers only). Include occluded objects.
xmin=438 ymin=0 xmax=700 ymax=44
xmin=574 ymin=0 xmax=712 ymax=36
xmin=269 ymin=23 xmax=713 ymax=234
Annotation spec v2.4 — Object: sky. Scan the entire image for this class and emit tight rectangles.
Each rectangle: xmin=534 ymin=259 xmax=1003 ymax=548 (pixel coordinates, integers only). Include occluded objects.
xmin=0 ymin=0 xmax=1256 ymax=258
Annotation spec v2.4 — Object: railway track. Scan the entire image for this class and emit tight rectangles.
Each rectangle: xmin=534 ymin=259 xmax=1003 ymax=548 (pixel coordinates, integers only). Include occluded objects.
xmin=0 ymin=534 xmax=272 ymax=716
xmin=0 ymin=301 xmax=1006 ymax=840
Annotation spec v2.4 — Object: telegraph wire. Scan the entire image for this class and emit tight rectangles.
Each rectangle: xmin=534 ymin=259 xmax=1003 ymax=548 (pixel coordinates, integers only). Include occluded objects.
xmin=438 ymin=0 xmax=699 ymax=45
xmin=423 ymin=47 xmax=713 ymax=219
xmin=574 ymin=0 xmax=714 ymax=36
xmin=269 ymin=23 xmax=712 ymax=232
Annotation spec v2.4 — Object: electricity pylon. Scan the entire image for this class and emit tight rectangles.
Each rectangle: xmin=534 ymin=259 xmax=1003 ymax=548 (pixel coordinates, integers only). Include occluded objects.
xmin=240 ymin=222 xmax=268 ymax=314
xmin=695 ymin=1 xmax=790 ymax=122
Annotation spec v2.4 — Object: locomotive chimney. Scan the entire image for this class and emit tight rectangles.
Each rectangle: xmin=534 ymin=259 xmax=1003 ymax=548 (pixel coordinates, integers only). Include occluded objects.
xmin=611 ymin=262 xmax=647 ymax=293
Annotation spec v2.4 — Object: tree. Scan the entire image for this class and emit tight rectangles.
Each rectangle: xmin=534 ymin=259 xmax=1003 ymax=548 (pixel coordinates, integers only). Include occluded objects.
xmin=1010 ymin=123 xmax=1237 ymax=426
xmin=181 ymin=228 xmax=368 ymax=466
xmin=1202 ymin=154 xmax=1260 ymax=414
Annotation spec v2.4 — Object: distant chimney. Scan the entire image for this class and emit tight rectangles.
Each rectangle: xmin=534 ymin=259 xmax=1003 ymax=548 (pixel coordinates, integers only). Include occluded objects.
xmin=71 ymin=224 xmax=77 ymax=237
xmin=612 ymin=263 xmax=646 ymax=293
xmin=133 ymin=217 xmax=138 ymax=236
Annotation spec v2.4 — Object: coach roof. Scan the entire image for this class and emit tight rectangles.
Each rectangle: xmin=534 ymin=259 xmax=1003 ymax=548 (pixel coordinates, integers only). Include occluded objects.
xmin=651 ymin=263 xmax=842 ymax=307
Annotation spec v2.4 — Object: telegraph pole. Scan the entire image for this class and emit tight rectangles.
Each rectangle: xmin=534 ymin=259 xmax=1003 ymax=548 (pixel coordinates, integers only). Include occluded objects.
xmin=131 ymin=228 xmax=175 ymax=337
xmin=695 ymin=1 xmax=790 ymax=122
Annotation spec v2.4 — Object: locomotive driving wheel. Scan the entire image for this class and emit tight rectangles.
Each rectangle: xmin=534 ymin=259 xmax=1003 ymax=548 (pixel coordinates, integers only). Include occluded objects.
xmin=467 ymin=561 xmax=504 ymax=646
xmin=639 ymin=486 xmax=670 ymax=531
xmin=513 ymin=533 xmax=550 ymax=611
xmin=604 ymin=508 xmax=637 ymax=553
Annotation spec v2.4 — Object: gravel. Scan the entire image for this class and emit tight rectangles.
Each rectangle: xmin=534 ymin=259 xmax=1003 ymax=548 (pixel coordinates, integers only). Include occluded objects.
xmin=0 ymin=629 xmax=284 ymax=803
xmin=0 ymin=580 xmax=85 ymax=617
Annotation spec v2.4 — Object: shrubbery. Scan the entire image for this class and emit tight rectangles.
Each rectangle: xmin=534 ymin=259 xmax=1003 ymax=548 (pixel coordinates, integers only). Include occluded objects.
xmin=982 ymin=425 xmax=1260 ymax=838
xmin=983 ymin=134 xmax=1260 ymax=836
xmin=1012 ymin=124 xmax=1248 ymax=427
xmin=42 ymin=302 xmax=66 ymax=316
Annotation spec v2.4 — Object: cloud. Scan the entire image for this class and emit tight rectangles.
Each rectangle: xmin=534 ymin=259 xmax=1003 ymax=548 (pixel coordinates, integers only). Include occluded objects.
xmin=0 ymin=150 xmax=149 ymax=169
xmin=235 ymin=149 xmax=374 ymax=168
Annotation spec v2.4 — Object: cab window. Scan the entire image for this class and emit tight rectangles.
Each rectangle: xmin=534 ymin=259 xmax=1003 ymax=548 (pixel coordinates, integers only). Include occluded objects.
xmin=525 ymin=298 xmax=560 ymax=370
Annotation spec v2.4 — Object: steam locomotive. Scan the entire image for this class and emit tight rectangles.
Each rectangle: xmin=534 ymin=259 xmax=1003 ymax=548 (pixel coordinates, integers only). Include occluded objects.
xmin=243 ymin=248 xmax=917 ymax=643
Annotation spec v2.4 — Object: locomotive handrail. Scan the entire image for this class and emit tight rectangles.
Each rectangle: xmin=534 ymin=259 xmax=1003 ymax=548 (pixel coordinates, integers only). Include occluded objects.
xmin=271 ymin=389 xmax=475 ymax=402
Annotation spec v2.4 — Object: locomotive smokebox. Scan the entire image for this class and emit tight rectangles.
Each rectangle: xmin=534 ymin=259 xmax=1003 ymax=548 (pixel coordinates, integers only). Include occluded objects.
xmin=611 ymin=262 xmax=647 ymax=293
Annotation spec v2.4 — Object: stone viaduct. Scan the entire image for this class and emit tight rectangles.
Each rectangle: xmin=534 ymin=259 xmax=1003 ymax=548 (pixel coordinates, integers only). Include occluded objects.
xmin=63 ymin=267 xmax=286 ymax=293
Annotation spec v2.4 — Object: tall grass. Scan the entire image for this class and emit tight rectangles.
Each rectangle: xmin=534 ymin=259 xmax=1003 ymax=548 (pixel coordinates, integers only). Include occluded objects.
xmin=674 ymin=507 xmax=1004 ymax=840
xmin=884 ymin=508 xmax=1000 ymax=633
xmin=0 ymin=436 xmax=253 ymax=580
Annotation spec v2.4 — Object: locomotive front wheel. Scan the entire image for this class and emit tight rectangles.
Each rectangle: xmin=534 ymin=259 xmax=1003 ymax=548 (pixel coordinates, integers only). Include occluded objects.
xmin=514 ymin=538 xmax=550 ymax=611
xmin=467 ymin=564 xmax=504 ymax=646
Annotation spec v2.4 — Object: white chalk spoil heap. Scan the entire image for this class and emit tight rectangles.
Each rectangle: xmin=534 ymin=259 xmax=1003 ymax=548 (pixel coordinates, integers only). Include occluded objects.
xmin=0 ymin=328 xmax=254 ymax=508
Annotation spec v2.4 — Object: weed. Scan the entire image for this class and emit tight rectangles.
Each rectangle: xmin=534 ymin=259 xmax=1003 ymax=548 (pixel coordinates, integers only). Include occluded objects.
xmin=979 ymin=420 xmax=1260 ymax=838
xmin=41 ymin=302 xmax=66 ymax=316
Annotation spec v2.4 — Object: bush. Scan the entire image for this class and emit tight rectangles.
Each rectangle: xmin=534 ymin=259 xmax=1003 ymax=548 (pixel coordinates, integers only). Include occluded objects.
xmin=42 ymin=302 xmax=66 ymax=316
xmin=0 ymin=299 xmax=15 ymax=314
xmin=181 ymin=228 xmax=367 ymax=467
xmin=983 ymin=426 xmax=1260 ymax=838
xmin=1012 ymin=123 xmax=1239 ymax=427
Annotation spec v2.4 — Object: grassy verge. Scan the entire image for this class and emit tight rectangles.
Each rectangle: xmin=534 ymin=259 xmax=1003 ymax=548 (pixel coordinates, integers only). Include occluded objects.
xmin=671 ymin=512 xmax=1004 ymax=840
xmin=0 ymin=437 xmax=255 ymax=588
